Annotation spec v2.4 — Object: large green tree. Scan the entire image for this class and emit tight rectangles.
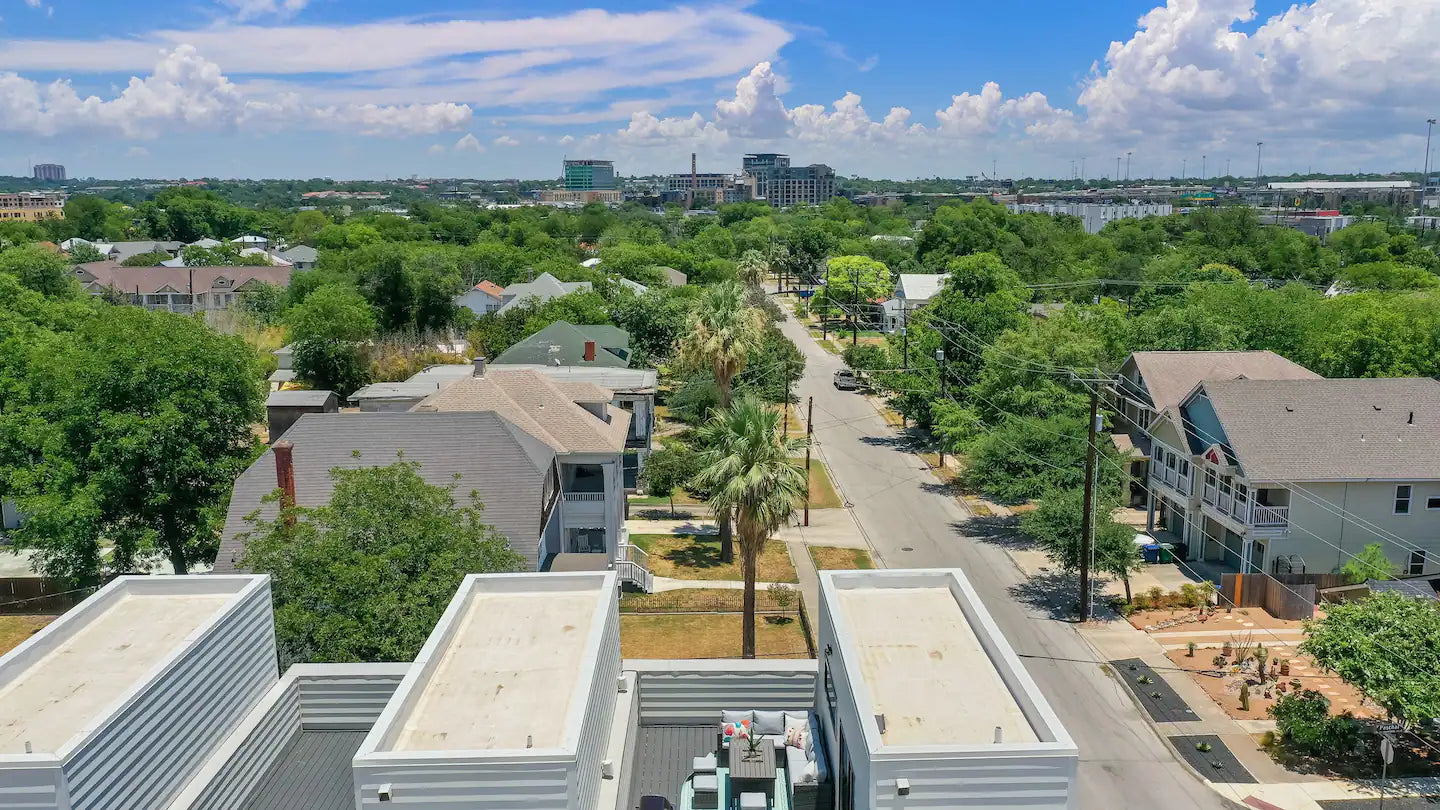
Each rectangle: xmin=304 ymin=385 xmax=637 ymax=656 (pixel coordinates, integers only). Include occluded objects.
xmin=286 ymin=284 xmax=377 ymax=394
xmin=692 ymin=399 xmax=807 ymax=658
xmin=0 ymin=244 xmax=78 ymax=299
xmin=1022 ymin=487 xmax=1142 ymax=602
xmin=239 ymin=460 xmax=525 ymax=665
xmin=1302 ymin=592 xmax=1440 ymax=726
xmin=1 ymin=306 xmax=264 ymax=580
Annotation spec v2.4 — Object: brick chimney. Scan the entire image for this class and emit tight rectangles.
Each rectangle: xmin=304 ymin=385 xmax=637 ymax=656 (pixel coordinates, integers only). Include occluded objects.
xmin=273 ymin=440 xmax=297 ymax=524
xmin=583 ymin=340 xmax=596 ymax=362
xmin=472 ymin=356 xmax=487 ymax=377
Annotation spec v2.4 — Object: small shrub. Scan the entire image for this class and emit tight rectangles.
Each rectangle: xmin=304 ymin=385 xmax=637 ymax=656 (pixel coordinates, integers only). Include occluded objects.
xmin=1195 ymin=741 xmax=1213 ymax=752
xmin=1187 ymin=641 xmax=1197 ymax=657
xmin=1179 ymin=583 xmax=1202 ymax=608
xmin=793 ymin=301 xmax=810 ymax=319
xmin=1269 ymin=689 xmax=1361 ymax=756
xmin=767 ymin=582 xmax=796 ymax=613
xmin=1137 ymin=675 xmax=1153 ymax=685
xmin=1212 ymin=654 xmax=1228 ymax=668
xmin=1146 ymin=586 xmax=1165 ymax=604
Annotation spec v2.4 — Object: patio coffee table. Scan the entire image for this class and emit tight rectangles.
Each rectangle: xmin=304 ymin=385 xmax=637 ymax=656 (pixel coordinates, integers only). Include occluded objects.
xmin=728 ymin=742 xmax=775 ymax=804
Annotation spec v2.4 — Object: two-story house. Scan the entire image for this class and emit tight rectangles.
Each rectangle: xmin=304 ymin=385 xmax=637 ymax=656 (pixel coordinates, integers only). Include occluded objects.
xmin=1111 ymin=350 xmax=1320 ymax=510
xmin=1168 ymin=378 xmax=1440 ymax=578
xmin=488 ymin=363 xmax=658 ymax=486
xmin=214 ymin=410 xmax=563 ymax=574
xmin=411 ymin=362 xmax=640 ymax=581
xmin=453 ymin=280 xmax=505 ymax=316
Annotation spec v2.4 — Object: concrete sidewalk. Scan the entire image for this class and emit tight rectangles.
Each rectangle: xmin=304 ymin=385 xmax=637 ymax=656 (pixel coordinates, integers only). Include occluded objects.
xmin=1080 ymin=615 xmax=1440 ymax=809
xmin=651 ymin=577 xmax=787 ymax=593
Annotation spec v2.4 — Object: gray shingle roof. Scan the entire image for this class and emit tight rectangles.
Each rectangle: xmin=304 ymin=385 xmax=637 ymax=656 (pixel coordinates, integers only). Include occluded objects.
xmin=1129 ymin=351 xmax=1320 ymax=411
xmin=214 ymin=411 xmax=557 ymax=573
xmin=1193 ymin=378 xmax=1440 ymax=482
xmin=495 ymin=272 xmax=592 ymax=314
xmin=278 ymin=245 xmax=319 ymax=263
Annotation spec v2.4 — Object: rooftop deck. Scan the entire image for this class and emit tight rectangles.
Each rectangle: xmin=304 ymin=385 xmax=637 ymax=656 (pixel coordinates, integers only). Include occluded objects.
xmin=0 ymin=590 xmax=233 ymax=754
xmin=244 ymin=730 xmax=366 ymax=810
xmin=833 ymin=579 xmax=1039 ymax=747
xmin=379 ymin=574 xmax=613 ymax=753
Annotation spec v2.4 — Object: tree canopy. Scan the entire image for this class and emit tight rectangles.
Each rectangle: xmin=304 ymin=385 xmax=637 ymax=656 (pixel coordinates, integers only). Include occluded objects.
xmin=240 ymin=460 xmax=525 ymax=665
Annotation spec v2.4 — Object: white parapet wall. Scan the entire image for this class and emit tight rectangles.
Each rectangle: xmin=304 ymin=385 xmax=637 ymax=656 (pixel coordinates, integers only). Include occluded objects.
xmin=354 ymin=571 xmax=621 ymax=809
xmin=0 ymin=575 xmax=276 ymax=810
xmin=816 ymin=569 xmax=1078 ymax=810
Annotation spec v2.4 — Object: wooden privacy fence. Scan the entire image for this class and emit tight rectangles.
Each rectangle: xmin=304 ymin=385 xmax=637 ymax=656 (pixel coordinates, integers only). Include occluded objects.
xmin=1220 ymin=573 xmax=1345 ymax=620
xmin=0 ymin=577 xmax=85 ymax=614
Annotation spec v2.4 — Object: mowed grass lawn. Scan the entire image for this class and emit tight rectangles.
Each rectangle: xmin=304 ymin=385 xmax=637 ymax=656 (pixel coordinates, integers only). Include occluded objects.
xmin=620 ymin=613 xmax=810 ymax=659
xmin=620 ymin=588 xmax=791 ymax=613
xmin=0 ymin=615 xmax=54 ymax=655
xmin=808 ymin=545 xmax=874 ymax=571
xmin=631 ymin=534 xmax=798 ymax=583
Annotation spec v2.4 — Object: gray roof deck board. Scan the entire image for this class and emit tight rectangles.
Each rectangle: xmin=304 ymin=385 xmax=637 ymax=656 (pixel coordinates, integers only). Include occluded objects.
xmin=244 ymin=730 xmax=366 ymax=810
xmin=629 ymin=725 xmax=715 ymax=810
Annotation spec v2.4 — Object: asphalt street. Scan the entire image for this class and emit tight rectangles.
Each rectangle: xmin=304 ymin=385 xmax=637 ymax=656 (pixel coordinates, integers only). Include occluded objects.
xmin=777 ymin=309 xmax=1232 ymax=810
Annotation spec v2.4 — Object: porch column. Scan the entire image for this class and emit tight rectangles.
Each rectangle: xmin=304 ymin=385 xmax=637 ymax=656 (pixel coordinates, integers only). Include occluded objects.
xmin=1145 ymin=489 xmax=1156 ymax=533
xmin=602 ymin=461 xmax=620 ymax=554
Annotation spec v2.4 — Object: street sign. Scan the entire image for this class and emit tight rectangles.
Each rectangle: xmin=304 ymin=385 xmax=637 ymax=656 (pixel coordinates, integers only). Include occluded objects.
xmin=1380 ymin=737 xmax=1395 ymax=765
xmin=1380 ymin=722 xmax=1404 ymax=734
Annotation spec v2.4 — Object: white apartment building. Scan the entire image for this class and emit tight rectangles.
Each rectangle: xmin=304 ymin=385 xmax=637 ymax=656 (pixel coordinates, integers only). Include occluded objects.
xmin=1007 ymin=201 xmax=1173 ymax=234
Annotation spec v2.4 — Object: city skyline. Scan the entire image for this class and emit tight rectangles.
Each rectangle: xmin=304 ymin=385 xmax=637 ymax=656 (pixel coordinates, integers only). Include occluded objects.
xmin=0 ymin=0 xmax=1436 ymax=180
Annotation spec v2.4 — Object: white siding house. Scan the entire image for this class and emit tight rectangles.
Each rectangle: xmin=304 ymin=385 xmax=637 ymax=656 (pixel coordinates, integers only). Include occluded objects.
xmin=0 ymin=575 xmax=276 ymax=810
xmin=815 ymin=570 xmax=1077 ymax=810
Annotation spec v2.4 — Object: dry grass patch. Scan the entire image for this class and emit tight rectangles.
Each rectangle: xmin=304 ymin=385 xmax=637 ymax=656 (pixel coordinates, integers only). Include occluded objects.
xmin=808 ymin=546 xmax=874 ymax=571
xmin=0 ymin=615 xmax=54 ymax=655
xmin=631 ymin=534 xmax=799 ymax=583
xmin=620 ymin=613 xmax=810 ymax=659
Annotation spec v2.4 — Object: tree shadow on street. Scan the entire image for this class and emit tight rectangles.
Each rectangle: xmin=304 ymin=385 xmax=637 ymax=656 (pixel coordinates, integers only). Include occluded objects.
xmin=1008 ymin=570 xmax=1084 ymax=622
xmin=961 ymin=515 xmax=1032 ymax=551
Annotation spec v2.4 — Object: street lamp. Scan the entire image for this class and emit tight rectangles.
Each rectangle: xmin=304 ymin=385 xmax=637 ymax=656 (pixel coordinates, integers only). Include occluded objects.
xmin=935 ymin=348 xmax=947 ymax=467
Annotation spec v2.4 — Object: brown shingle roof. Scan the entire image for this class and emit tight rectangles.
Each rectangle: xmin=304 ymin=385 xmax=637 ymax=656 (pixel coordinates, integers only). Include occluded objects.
xmin=1129 ymin=351 xmax=1319 ymax=411
xmin=413 ymin=368 xmax=628 ymax=454
xmin=1191 ymin=378 xmax=1440 ymax=482
xmin=475 ymin=280 xmax=504 ymax=296
xmin=73 ymin=261 xmax=292 ymax=294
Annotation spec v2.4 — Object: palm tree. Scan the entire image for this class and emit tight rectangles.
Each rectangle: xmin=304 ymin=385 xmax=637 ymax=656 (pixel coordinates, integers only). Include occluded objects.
xmin=737 ymin=249 xmax=768 ymax=288
xmin=693 ymin=399 xmax=808 ymax=659
xmin=677 ymin=280 xmax=764 ymax=409
xmin=677 ymin=281 xmax=766 ymax=562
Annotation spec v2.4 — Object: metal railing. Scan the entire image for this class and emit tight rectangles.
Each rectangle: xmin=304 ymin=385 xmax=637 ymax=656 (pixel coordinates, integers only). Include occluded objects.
xmin=563 ymin=491 xmax=606 ymax=502
xmin=615 ymin=539 xmax=654 ymax=592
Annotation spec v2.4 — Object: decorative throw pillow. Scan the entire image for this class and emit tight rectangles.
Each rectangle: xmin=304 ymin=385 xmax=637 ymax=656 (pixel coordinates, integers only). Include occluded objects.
xmin=785 ymin=727 xmax=804 ymax=748
xmin=722 ymin=718 xmax=752 ymax=744
xmin=754 ymin=710 xmax=786 ymax=735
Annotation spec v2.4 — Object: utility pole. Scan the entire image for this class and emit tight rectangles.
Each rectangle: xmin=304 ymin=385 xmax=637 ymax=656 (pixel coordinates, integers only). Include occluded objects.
xmin=1115 ymin=156 xmax=1121 ymax=182
xmin=1080 ymin=156 xmax=1086 ymax=183
xmin=851 ymin=270 xmax=860 ymax=347
xmin=935 ymin=348 xmax=947 ymax=468
xmin=1078 ymin=386 xmax=1100 ymax=623
xmin=1424 ymin=119 xmax=1436 ymax=213
xmin=1255 ymin=142 xmax=1264 ymax=186
xmin=1201 ymin=154 xmax=1207 ymax=183
xmin=901 ymin=323 xmax=909 ymax=370
xmin=783 ymin=356 xmax=791 ymax=437
xmin=1181 ymin=158 xmax=1186 ymax=181
xmin=803 ymin=396 xmax=814 ymax=527
xmin=1125 ymin=151 xmax=1133 ymax=182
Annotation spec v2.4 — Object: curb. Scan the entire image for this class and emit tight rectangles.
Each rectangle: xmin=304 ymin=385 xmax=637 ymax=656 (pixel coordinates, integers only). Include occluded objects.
xmin=1090 ymin=649 xmax=1255 ymax=810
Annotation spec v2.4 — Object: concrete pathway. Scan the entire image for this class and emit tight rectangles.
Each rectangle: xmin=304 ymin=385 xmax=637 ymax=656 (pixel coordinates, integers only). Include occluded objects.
xmin=651 ymin=577 xmax=787 ymax=593
xmin=625 ymin=518 xmax=719 ymax=536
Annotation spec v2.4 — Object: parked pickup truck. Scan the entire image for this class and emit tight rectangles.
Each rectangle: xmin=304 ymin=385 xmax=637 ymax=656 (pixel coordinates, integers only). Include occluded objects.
xmin=833 ymin=369 xmax=862 ymax=391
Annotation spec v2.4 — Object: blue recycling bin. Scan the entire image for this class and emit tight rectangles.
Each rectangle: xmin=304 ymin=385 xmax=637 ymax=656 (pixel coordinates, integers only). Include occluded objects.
xmin=1141 ymin=544 xmax=1162 ymax=564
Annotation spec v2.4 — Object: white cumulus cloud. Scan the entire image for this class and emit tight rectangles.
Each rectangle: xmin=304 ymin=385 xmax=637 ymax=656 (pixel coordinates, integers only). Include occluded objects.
xmin=493 ymin=134 xmax=519 ymax=146
xmin=453 ymin=133 xmax=484 ymax=152
xmin=0 ymin=46 xmax=472 ymax=139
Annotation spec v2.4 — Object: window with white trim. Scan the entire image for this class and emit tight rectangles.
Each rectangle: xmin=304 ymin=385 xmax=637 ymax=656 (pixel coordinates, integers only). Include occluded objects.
xmin=1427 ymin=496 xmax=1440 ymax=510
xmin=1409 ymin=550 xmax=1427 ymax=576
xmin=1395 ymin=485 xmax=1413 ymax=515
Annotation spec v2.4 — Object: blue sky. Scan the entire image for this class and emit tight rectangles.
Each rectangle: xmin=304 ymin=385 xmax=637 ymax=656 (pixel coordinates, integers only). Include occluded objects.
xmin=0 ymin=0 xmax=1434 ymax=180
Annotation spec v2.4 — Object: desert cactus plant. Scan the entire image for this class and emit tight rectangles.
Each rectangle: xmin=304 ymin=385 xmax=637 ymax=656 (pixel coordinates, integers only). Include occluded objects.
xmin=1239 ymin=683 xmax=1251 ymax=711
